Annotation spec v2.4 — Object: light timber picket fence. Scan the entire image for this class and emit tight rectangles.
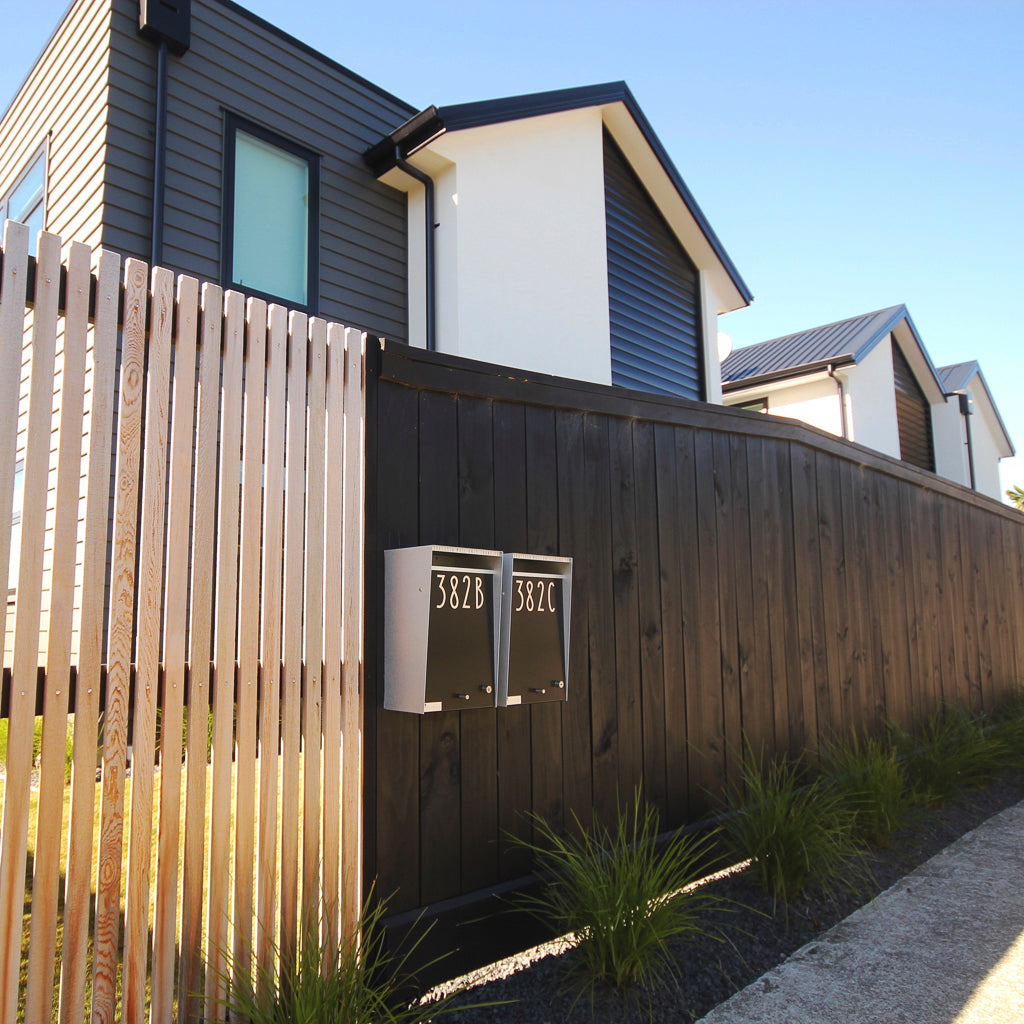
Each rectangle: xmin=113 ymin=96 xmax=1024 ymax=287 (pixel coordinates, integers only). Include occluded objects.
xmin=0 ymin=221 xmax=366 ymax=1024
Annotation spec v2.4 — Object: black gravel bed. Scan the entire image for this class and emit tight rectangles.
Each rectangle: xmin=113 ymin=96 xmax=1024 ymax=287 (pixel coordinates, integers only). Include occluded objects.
xmin=437 ymin=770 xmax=1024 ymax=1023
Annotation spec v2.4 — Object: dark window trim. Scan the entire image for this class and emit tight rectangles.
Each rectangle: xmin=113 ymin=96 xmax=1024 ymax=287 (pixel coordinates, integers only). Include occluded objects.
xmin=221 ymin=112 xmax=320 ymax=313
xmin=734 ymin=397 xmax=768 ymax=413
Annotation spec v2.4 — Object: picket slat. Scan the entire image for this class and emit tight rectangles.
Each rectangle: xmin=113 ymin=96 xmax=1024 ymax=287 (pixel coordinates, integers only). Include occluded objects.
xmin=340 ymin=328 xmax=365 ymax=938
xmin=178 ymin=282 xmax=224 ymax=1024
xmin=151 ymin=272 xmax=200 ymax=1024
xmin=256 ymin=305 xmax=288 ymax=975
xmin=122 ymin=264 xmax=174 ymax=1024
xmin=205 ymin=290 xmax=245 ymax=1020
xmin=59 ymin=247 xmax=120 ymax=1024
xmin=321 ymin=323 xmax=346 ymax=948
xmin=24 ymin=239 xmax=90 ymax=1024
xmin=233 ymin=296 xmax=268 ymax=981
xmin=91 ymin=257 xmax=148 ymax=1024
xmin=0 ymin=222 xmax=29 ymax=667
xmin=1 ymin=228 xmax=59 ymax=1024
xmin=280 ymin=310 xmax=309 ymax=961
xmin=302 ymin=319 xmax=327 ymax=918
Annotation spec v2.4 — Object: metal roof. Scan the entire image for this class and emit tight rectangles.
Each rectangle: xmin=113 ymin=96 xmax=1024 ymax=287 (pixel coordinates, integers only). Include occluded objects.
xmin=363 ymin=82 xmax=752 ymax=305
xmin=937 ymin=361 xmax=1015 ymax=456
xmin=721 ymin=306 xmax=908 ymax=388
xmin=937 ymin=360 xmax=980 ymax=393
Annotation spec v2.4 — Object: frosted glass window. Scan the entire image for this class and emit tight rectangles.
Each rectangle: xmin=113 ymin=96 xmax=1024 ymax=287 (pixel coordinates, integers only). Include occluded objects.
xmin=2 ymin=150 xmax=45 ymax=254
xmin=229 ymin=127 xmax=314 ymax=307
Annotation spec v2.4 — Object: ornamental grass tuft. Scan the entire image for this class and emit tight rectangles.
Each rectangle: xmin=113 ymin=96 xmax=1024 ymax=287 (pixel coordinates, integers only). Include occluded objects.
xmin=821 ymin=731 xmax=913 ymax=848
xmin=720 ymin=748 xmax=864 ymax=907
xmin=890 ymin=704 xmax=1009 ymax=806
xmin=208 ymin=890 xmax=479 ymax=1024
xmin=515 ymin=789 xmax=723 ymax=1008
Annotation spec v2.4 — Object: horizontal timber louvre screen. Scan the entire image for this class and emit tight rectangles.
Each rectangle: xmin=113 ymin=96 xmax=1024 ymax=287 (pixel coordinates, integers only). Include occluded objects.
xmin=0 ymin=221 xmax=366 ymax=1024
xmin=366 ymin=340 xmax=1024 ymax=935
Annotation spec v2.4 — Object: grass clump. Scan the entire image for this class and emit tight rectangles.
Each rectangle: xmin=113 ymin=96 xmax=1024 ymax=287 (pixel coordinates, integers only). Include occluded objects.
xmin=890 ymin=704 xmax=1008 ymax=806
xmin=822 ymin=732 xmax=913 ymax=847
xmin=720 ymin=749 xmax=864 ymax=906
xmin=210 ymin=892 xmax=477 ymax=1024
xmin=515 ymin=790 xmax=722 ymax=1006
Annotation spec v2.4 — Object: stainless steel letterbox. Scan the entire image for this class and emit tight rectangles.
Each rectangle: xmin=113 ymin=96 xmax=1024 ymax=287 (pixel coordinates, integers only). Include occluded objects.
xmin=384 ymin=545 xmax=502 ymax=713
xmin=498 ymin=553 xmax=572 ymax=707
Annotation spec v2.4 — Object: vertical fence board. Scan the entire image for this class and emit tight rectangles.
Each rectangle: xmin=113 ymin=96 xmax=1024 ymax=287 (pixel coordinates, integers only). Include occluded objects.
xmin=493 ymin=402 xmax=531 ymax=877
xmin=554 ymin=410 xmax=590 ymax=834
xmin=60 ymin=247 xmax=119 ymax=1024
xmin=583 ymin=414 xmax=618 ymax=825
xmin=122 ymin=264 xmax=173 ymax=1024
xmin=23 ymin=240 xmax=88 ymax=1024
xmin=90 ymin=258 xmax=148 ymax=1024
xmin=456 ymin=395 xmax=499 ymax=894
xmin=0 ymin=222 xmax=29 ymax=664
xmin=279 ymin=310 xmax=309 ymax=958
xmin=256 ymin=305 xmax=288 ymax=971
xmin=150 ymin=273 xmax=200 ymax=1024
xmin=373 ymin=381 xmax=420 ymax=912
xmin=322 ymin=323 xmax=345 ymax=943
xmin=339 ymin=327 xmax=365 ymax=937
xmin=417 ymin=390 xmax=462 ymax=905
xmin=232 ymin=297 xmax=267 ymax=982
xmin=609 ymin=417 xmax=643 ymax=803
xmin=0 ymin=225 xmax=56 ymax=1022
xmin=525 ymin=406 xmax=565 ymax=832
xmin=205 ymin=291 xmax=245 ymax=1019
xmin=178 ymin=282 xmax=224 ymax=1024
xmin=302 ymin=319 xmax=327 ymax=918
xmin=653 ymin=423 xmax=688 ymax=823
xmin=740 ymin=437 xmax=774 ymax=757
xmin=634 ymin=420 xmax=667 ymax=818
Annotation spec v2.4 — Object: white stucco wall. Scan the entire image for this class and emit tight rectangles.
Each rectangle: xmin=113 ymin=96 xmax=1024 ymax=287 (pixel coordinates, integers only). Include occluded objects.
xmin=932 ymin=398 xmax=970 ymax=488
xmin=411 ymin=108 xmax=612 ymax=385
xmin=843 ymin=338 xmax=901 ymax=458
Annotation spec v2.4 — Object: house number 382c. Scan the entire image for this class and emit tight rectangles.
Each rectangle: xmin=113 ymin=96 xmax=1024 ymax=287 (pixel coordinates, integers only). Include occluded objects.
xmin=434 ymin=572 xmax=487 ymax=610
xmin=515 ymin=578 xmax=557 ymax=613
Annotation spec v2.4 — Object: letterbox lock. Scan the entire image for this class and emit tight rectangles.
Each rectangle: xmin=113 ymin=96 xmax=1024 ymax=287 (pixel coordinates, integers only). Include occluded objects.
xmin=454 ymin=693 xmax=471 ymax=701
xmin=555 ymin=680 xmax=565 ymax=688
xmin=480 ymin=684 xmax=493 ymax=694
xmin=530 ymin=687 xmax=547 ymax=695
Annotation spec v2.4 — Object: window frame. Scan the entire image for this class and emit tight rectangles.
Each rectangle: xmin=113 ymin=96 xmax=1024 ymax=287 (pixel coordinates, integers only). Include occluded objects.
xmin=221 ymin=113 xmax=320 ymax=312
xmin=734 ymin=397 xmax=769 ymax=414
xmin=1 ymin=143 xmax=47 ymax=249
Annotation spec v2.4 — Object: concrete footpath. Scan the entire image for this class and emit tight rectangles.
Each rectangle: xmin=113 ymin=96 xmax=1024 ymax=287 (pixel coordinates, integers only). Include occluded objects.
xmin=699 ymin=800 xmax=1024 ymax=1024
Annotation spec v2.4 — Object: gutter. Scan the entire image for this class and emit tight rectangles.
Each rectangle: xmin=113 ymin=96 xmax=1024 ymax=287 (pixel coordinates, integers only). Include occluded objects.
xmin=393 ymin=150 xmax=437 ymax=352
xmin=138 ymin=0 xmax=191 ymax=267
xmin=150 ymin=39 xmax=169 ymax=267
xmin=958 ymin=392 xmax=977 ymax=491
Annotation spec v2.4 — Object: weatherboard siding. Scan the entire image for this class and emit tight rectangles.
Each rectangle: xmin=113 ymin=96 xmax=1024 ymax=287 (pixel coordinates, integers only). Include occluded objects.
xmin=605 ymin=131 xmax=703 ymax=400
xmin=103 ymin=0 xmax=412 ymax=338
xmin=0 ymin=0 xmax=112 ymax=252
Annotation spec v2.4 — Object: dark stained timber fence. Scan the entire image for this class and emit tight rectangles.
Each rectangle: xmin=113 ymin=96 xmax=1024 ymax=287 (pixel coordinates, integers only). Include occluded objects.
xmin=365 ymin=340 xmax=1024 ymax=938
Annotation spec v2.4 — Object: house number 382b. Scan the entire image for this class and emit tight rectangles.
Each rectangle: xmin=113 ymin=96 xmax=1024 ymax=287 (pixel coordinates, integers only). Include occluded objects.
xmin=434 ymin=572 xmax=487 ymax=610
xmin=515 ymin=578 xmax=557 ymax=613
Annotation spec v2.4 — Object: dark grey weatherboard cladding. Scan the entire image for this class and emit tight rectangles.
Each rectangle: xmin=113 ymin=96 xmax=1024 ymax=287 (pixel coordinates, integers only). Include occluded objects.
xmin=604 ymin=132 xmax=703 ymax=399
xmin=103 ymin=0 xmax=412 ymax=340
xmin=892 ymin=341 xmax=935 ymax=472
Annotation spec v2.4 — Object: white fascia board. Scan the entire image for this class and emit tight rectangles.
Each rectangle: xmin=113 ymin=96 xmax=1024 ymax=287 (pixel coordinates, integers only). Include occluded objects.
xmin=601 ymin=102 xmax=748 ymax=315
xmin=890 ymin=319 xmax=947 ymax=405
xmin=723 ymin=368 xmax=837 ymax=402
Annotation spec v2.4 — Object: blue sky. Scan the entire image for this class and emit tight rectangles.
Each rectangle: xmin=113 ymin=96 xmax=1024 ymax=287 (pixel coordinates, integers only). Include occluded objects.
xmin=3 ymin=0 xmax=1023 ymax=494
